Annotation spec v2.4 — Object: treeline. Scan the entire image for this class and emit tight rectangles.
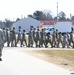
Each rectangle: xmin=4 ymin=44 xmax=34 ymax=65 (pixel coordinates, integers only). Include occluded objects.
xmin=1 ymin=10 xmax=74 ymax=29
xmin=28 ymin=10 xmax=74 ymax=20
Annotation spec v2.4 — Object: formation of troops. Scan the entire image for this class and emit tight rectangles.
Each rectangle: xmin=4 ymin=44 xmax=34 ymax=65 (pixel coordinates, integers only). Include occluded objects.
xmin=2 ymin=26 xmax=74 ymax=48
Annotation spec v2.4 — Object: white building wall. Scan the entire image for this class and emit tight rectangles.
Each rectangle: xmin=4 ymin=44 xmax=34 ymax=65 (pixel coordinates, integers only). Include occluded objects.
xmin=12 ymin=17 xmax=40 ymax=33
xmin=55 ymin=22 xmax=73 ymax=33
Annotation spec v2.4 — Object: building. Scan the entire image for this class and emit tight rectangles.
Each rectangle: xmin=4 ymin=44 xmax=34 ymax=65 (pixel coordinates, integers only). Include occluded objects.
xmin=41 ymin=20 xmax=74 ymax=33
xmin=41 ymin=20 xmax=74 ymax=27
xmin=0 ymin=21 xmax=6 ymax=29
xmin=12 ymin=17 xmax=40 ymax=33
xmin=40 ymin=20 xmax=55 ymax=28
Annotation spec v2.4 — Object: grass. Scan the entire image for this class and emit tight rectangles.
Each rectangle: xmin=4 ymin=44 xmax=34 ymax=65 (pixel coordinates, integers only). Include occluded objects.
xmin=33 ymin=50 xmax=74 ymax=61
xmin=25 ymin=50 xmax=74 ymax=70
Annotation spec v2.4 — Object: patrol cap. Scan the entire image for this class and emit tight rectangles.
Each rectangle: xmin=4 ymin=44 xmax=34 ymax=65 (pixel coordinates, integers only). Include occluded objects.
xmin=13 ymin=27 xmax=15 ymax=29
xmin=23 ymin=30 xmax=25 ymax=32
xmin=56 ymin=29 xmax=58 ymax=31
xmin=34 ymin=28 xmax=36 ymax=30
xmin=3 ymin=27 xmax=5 ymax=30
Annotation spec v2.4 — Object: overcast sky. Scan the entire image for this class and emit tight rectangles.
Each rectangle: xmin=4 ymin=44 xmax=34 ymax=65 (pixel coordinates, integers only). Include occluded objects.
xmin=0 ymin=0 xmax=73 ymax=21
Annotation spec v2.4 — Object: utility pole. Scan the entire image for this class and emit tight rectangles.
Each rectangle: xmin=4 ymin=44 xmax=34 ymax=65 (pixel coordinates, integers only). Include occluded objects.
xmin=54 ymin=2 xmax=58 ymax=31
xmin=57 ymin=2 xmax=58 ymax=22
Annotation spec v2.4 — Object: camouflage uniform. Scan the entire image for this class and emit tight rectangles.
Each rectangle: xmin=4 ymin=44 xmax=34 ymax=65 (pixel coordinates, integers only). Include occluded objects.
xmin=46 ymin=32 xmax=53 ymax=48
xmin=33 ymin=28 xmax=38 ymax=47
xmin=21 ymin=30 xmax=27 ymax=47
xmin=10 ymin=30 xmax=13 ymax=47
xmin=0 ymin=28 xmax=4 ymax=60
xmin=72 ymin=32 xmax=74 ymax=48
xmin=36 ymin=29 xmax=41 ymax=47
xmin=28 ymin=28 xmax=33 ymax=47
xmin=12 ymin=27 xmax=16 ymax=47
xmin=16 ymin=30 xmax=22 ymax=47
xmin=6 ymin=29 xmax=10 ymax=47
xmin=3 ymin=28 xmax=6 ymax=43
xmin=69 ymin=32 xmax=74 ymax=47
xmin=62 ymin=33 xmax=69 ymax=48
xmin=55 ymin=29 xmax=59 ymax=48
xmin=58 ymin=32 xmax=63 ymax=47
xmin=70 ymin=32 xmax=74 ymax=48
xmin=67 ymin=32 xmax=70 ymax=46
xmin=52 ymin=31 xmax=56 ymax=47
xmin=41 ymin=29 xmax=46 ymax=47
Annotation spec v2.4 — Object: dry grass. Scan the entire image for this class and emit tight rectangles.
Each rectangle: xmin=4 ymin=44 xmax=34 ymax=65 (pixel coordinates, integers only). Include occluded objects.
xmin=25 ymin=50 xmax=74 ymax=71
xmin=37 ymin=50 xmax=74 ymax=61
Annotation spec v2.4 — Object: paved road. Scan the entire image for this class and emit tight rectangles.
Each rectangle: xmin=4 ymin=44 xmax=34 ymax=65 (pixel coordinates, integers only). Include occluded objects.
xmin=0 ymin=47 xmax=74 ymax=75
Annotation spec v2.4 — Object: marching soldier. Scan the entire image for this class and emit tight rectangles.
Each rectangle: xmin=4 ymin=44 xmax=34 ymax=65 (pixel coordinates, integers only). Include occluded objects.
xmin=10 ymin=30 xmax=13 ymax=47
xmin=6 ymin=28 xmax=10 ymax=47
xmin=52 ymin=31 xmax=56 ymax=47
xmin=46 ymin=32 xmax=53 ymax=48
xmin=67 ymin=32 xmax=70 ymax=46
xmin=55 ymin=29 xmax=59 ymax=48
xmin=72 ymin=32 xmax=74 ymax=48
xmin=12 ymin=27 xmax=17 ymax=47
xmin=28 ymin=27 xmax=34 ymax=47
xmin=36 ymin=28 xmax=41 ymax=47
xmin=62 ymin=33 xmax=69 ymax=48
xmin=69 ymin=32 xmax=73 ymax=47
xmin=3 ymin=28 xmax=6 ymax=44
xmin=0 ymin=28 xmax=4 ymax=61
xmin=41 ymin=28 xmax=47 ymax=47
xmin=16 ymin=29 xmax=22 ymax=47
xmin=33 ymin=28 xmax=38 ymax=47
xmin=58 ymin=32 xmax=63 ymax=48
xmin=70 ymin=32 xmax=74 ymax=48
xmin=21 ymin=30 xmax=27 ymax=47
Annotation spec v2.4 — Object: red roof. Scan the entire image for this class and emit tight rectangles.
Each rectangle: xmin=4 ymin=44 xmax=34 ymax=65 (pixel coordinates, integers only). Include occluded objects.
xmin=40 ymin=20 xmax=55 ymax=25
xmin=40 ymin=20 xmax=74 ymax=25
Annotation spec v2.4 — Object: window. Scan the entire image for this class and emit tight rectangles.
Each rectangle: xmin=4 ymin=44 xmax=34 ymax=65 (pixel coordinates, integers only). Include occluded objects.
xmin=18 ymin=26 xmax=21 ymax=29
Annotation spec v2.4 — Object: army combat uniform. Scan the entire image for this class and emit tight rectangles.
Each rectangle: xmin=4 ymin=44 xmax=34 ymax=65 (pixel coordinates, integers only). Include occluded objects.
xmin=46 ymin=32 xmax=53 ymax=48
xmin=52 ymin=31 xmax=56 ymax=47
xmin=36 ymin=29 xmax=41 ymax=47
xmin=33 ymin=28 xmax=38 ymax=47
xmin=6 ymin=29 xmax=10 ymax=47
xmin=0 ymin=28 xmax=4 ymax=61
xmin=3 ymin=28 xmax=6 ymax=44
xmin=58 ymin=32 xmax=63 ymax=48
xmin=16 ymin=30 xmax=22 ymax=47
xmin=70 ymin=32 xmax=74 ymax=48
xmin=41 ymin=29 xmax=46 ymax=47
xmin=12 ymin=27 xmax=17 ymax=47
xmin=62 ymin=33 xmax=69 ymax=48
xmin=69 ymin=32 xmax=74 ymax=47
xmin=28 ymin=29 xmax=34 ymax=47
xmin=21 ymin=30 xmax=27 ymax=47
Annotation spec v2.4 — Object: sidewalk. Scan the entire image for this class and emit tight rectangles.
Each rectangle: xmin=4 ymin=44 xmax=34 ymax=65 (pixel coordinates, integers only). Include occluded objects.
xmin=0 ymin=47 xmax=73 ymax=75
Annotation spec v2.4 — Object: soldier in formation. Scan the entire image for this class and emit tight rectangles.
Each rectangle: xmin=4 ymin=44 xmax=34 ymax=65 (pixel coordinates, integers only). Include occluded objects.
xmin=3 ymin=26 xmax=74 ymax=48
xmin=28 ymin=27 xmax=34 ymax=47
xmin=16 ymin=29 xmax=22 ymax=47
xmin=0 ymin=28 xmax=4 ymax=61
xmin=21 ymin=30 xmax=27 ymax=47
xmin=36 ymin=28 xmax=41 ymax=47
xmin=6 ymin=28 xmax=10 ymax=47
xmin=58 ymin=32 xmax=63 ymax=47
xmin=12 ymin=27 xmax=17 ymax=47
xmin=46 ymin=32 xmax=53 ymax=48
